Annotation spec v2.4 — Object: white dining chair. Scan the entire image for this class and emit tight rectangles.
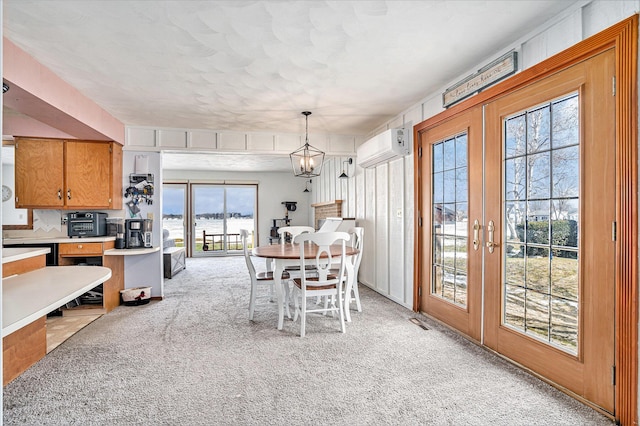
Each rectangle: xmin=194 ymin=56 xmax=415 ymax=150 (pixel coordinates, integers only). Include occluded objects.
xmin=323 ymin=227 xmax=364 ymax=317
xmin=277 ymin=226 xmax=315 ymax=244
xmin=345 ymin=226 xmax=364 ymax=312
xmin=240 ymin=229 xmax=291 ymax=321
xmin=291 ymin=231 xmax=350 ymax=337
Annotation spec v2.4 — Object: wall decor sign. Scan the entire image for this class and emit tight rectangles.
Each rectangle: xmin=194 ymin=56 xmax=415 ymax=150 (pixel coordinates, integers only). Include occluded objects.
xmin=442 ymin=50 xmax=518 ymax=108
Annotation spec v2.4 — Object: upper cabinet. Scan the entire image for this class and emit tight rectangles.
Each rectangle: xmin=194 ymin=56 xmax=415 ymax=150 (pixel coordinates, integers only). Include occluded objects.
xmin=14 ymin=137 xmax=122 ymax=210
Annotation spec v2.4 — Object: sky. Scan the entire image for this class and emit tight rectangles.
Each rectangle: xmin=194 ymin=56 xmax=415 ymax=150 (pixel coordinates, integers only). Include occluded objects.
xmin=162 ymin=185 xmax=255 ymax=216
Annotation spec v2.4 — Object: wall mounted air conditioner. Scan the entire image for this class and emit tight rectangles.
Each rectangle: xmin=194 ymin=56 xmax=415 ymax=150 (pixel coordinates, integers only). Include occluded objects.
xmin=356 ymin=128 xmax=411 ymax=168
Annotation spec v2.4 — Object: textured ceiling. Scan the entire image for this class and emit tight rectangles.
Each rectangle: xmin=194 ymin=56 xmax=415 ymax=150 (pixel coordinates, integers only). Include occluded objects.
xmin=3 ymin=0 xmax=577 ymax=136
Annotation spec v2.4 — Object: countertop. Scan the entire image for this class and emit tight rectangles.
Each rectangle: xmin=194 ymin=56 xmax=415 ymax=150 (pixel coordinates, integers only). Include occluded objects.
xmin=2 ymin=247 xmax=51 ymax=264
xmin=104 ymin=247 xmax=160 ymax=256
xmin=2 ymin=266 xmax=112 ymax=337
xmin=4 ymin=236 xmax=116 ymax=244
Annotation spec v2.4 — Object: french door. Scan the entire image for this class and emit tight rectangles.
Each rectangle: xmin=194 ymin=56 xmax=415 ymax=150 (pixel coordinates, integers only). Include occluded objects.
xmin=420 ymin=50 xmax=615 ymax=412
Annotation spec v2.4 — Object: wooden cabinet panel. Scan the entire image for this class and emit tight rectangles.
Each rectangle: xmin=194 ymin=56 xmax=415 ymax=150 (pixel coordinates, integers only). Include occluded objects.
xmin=59 ymin=242 xmax=104 ymax=257
xmin=65 ymin=141 xmax=112 ymax=208
xmin=3 ymin=317 xmax=46 ymax=385
xmin=15 ymin=138 xmax=64 ymax=208
xmin=14 ymin=137 xmax=122 ymax=210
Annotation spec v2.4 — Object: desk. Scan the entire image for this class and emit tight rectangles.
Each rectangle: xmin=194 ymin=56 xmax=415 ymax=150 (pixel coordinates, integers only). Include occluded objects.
xmin=252 ymin=243 xmax=359 ymax=330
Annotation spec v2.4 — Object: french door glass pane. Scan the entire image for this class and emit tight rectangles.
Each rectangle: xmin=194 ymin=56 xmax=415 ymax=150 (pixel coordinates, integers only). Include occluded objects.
xmin=432 ymin=133 xmax=468 ymax=307
xmin=502 ymin=93 xmax=580 ymax=354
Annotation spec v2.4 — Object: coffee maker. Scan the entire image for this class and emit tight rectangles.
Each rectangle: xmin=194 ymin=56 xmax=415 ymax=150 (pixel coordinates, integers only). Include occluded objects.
xmin=125 ymin=219 xmax=153 ymax=248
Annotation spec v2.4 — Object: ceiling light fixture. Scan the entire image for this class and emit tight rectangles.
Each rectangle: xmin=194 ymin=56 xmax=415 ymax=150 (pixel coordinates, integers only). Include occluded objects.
xmin=2 ymin=83 xmax=9 ymax=94
xmin=290 ymin=111 xmax=324 ymax=178
xmin=338 ymin=158 xmax=353 ymax=179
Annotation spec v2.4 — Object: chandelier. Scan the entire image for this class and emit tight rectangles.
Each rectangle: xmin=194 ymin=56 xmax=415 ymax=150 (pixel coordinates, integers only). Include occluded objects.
xmin=290 ymin=111 xmax=324 ymax=177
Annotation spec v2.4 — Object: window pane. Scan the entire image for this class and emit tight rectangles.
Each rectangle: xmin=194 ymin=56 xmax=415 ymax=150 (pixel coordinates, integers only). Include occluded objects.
xmin=552 ymin=95 xmax=579 ymax=149
xmin=433 ymin=172 xmax=444 ymax=204
xmin=551 ymin=297 xmax=578 ymax=352
xmin=552 ymin=199 xmax=578 ymax=248
xmin=505 ymin=201 xmax=526 ymax=243
xmin=550 ymin=250 xmax=578 ymax=301
xmin=433 ymin=143 xmax=444 ymax=173
xmin=455 ymin=202 xmax=468 ymax=238
xmin=431 ymin=133 xmax=469 ymax=308
xmin=527 ymin=152 xmax=551 ymax=199
xmin=505 ymin=284 xmax=525 ymax=330
xmin=443 ymin=170 xmax=456 ymax=203
xmin=505 ymin=114 xmax=526 ymax=159
xmin=525 ymin=290 xmax=550 ymax=339
xmin=456 ymin=134 xmax=467 ymax=167
xmin=505 ymin=246 xmax=525 ymax=286
xmin=552 ymin=146 xmax=579 ymax=198
xmin=502 ymin=93 xmax=580 ymax=355
xmin=526 ymin=247 xmax=549 ymax=293
xmin=456 ymin=167 xmax=468 ymax=202
xmin=443 ymin=139 xmax=456 ymax=171
xmin=527 ymin=105 xmax=551 ymax=153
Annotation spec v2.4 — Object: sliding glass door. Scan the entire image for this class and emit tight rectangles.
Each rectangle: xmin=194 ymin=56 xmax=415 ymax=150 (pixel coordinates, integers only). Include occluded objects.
xmin=191 ymin=184 xmax=256 ymax=256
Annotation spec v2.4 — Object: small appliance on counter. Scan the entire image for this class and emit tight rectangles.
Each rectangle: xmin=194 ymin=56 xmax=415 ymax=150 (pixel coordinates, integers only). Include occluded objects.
xmin=107 ymin=217 xmax=126 ymax=249
xmin=67 ymin=212 xmax=108 ymax=238
xmin=125 ymin=219 xmax=153 ymax=249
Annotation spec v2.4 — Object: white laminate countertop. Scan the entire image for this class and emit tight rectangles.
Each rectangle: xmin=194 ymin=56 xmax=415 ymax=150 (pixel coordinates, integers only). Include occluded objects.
xmin=3 ymin=236 xmax=116 ymax=245
xmin=2 ymin=266 xmax=112 ymax=337
xmin=2 ymin=247 xmax=51 ymax=264
xmin=104 ymin=247 xmax=160 ymax=256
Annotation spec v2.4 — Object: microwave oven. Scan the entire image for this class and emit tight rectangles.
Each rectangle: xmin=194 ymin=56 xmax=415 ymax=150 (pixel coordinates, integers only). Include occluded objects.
xmin=67 ymin=212 xmax=108 ymax=238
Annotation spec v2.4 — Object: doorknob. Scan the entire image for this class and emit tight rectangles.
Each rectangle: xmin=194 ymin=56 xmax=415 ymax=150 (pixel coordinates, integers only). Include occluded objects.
xmin=486 ymin=220 xmax=497 ymax=253
xmin=473 ymin=220 xmax=481 ymax=251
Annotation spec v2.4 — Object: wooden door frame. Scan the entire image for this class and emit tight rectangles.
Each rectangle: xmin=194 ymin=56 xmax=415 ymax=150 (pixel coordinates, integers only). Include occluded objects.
xmin=413 ymin=16 xmax=638 ymax=425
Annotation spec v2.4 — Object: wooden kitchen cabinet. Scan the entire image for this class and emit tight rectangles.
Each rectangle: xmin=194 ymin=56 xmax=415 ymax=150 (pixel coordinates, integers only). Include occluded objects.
xmin=14 ymin=137 xmax=123 ymax=210
xmin=58 ymin=240 xmax=124 ymax=314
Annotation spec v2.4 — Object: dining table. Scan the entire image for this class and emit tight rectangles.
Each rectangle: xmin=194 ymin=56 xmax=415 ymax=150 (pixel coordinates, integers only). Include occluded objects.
xmin=252 ymin=241 xmax=359 ymax=330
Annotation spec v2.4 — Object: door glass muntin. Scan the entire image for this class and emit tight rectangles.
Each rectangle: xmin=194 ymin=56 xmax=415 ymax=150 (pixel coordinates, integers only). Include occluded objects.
xmin=502 ymin=92 xmax=580 ymax=354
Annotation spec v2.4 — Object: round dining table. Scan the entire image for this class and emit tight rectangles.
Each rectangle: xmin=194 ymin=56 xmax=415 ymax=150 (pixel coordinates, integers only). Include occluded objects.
xmin=252 ymin=242 xmax=359 ymax=330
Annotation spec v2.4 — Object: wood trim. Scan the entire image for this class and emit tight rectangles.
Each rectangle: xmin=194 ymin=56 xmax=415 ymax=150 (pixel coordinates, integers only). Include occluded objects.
xmin=2 ymin=254 xmax=46 ymax=278
xmin=613 ymin=16 xmax=638 ymax=426
xmin=413 ymin=15 xmax=638 ymax=424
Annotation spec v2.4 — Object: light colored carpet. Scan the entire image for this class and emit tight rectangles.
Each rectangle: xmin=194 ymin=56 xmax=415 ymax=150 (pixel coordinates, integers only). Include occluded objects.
xmin=3 ymin=257 xmax=613 ymax=425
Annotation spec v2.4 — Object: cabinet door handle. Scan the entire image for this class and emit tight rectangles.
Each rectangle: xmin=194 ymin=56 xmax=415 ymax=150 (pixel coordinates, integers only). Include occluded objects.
xmin=78 ymin=245 xmax=83 ymax=249
xmin=67 ymin=189 xmax=71 ymax=200
xmin=58 ymin=189 xmax=62 ymax=200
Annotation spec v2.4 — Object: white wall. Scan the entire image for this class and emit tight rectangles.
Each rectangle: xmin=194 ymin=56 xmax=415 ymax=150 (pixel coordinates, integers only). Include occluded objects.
xmin=121 ymin=151 xmax=164 ymax=297
xmin=162 ymin=168 xmax=311 ymax=247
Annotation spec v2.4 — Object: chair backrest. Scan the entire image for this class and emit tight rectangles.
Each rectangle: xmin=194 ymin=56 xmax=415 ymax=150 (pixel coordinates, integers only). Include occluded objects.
xmin=239 ymin=229 xmax=256 ymax=278
xmin=348 ymin=227 xmax=364 ymax=278
xmin=277 ymin=226 xmax=315 ymax=244
xmin=294 ymin=231 xmax=350 ymax=286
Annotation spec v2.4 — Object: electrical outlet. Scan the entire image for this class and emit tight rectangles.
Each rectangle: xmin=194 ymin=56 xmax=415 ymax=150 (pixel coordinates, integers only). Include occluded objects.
xmin=397 ymin=209 xmax=403 ymax=218
xmin=147 ymin=212 xmax=154 ymax=220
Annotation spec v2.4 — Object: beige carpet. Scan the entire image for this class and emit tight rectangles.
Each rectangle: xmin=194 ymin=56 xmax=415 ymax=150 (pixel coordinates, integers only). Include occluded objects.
xmin=3 ymin=256 xmax=613 ymax=425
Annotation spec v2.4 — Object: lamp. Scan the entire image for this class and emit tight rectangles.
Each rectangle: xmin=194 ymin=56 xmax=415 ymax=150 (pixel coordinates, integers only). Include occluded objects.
xmin=290 ymin=111 xmax=324 ymax=177
xmin=338 ymin=158 xmax=353 ymax=179
xmin=303 ymin=179 xmax=312 ymax=193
